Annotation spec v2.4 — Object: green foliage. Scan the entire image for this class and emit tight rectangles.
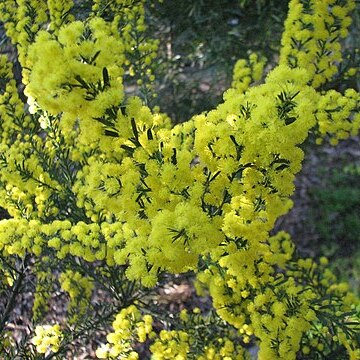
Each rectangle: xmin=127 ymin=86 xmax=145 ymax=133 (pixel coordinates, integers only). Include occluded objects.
xmin=148 ymin=0 xmax=289 ymax=121
xmin=313 ymin=164 xmax=360 ymax=246
xmin=311 ymin=162 xmax=360 ymax=294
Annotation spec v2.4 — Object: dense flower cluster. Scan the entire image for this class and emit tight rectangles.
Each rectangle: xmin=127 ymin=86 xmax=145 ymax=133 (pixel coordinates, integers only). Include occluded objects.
xmin=197 ymin=232 xmax=359 ymax=359
xmin=280 ymin=0 xmax=355 ymax=88
xmin=97 ymin=305 xmax=250 ymax=359
xmin=0 ymin=0 xmax=359 ymax=359
xmin=31 ymin=324 xmax=63 ymax=354
xmin=95 ymin=305 xmax=151 ymax=359
xmin=231 ymin=52 xmax=267 ymax=93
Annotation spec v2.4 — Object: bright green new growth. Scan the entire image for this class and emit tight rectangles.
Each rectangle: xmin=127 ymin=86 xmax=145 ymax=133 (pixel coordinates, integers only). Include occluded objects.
xmin=0 ymin=0 xmax=359 ymax=359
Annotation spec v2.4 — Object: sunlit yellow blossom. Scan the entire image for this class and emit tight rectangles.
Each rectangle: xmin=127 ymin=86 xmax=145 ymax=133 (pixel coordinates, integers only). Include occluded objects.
xmin=31 ymin=324 xmax=63 ymax=354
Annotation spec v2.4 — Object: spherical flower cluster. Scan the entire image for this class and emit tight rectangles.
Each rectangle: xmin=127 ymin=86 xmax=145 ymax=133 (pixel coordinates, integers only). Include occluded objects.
xmin=24 ymin=18 xmax=125 ymax=124
xmin=151 ymin=330 xmax=190 ymax=359
xmin=96 ymin=305 xmax=154 ymax=359
xmin=280 ymin=0 xmax=356 ymax=88
xmin=31 ymin=324 xmax=63 ymax=354
xmin=47 ymin=0 xmax=75 ymax=33
xmin=148 ymin=307 xmax=249 ymax=359
xmin=315 ymin=88 xmax=360 ymax=145
xmin=197 ymin=231 xmax=360 ymax=359
xmin=0 ymin=55 xmax=33 ymax=146
xmin=231 ymin=52 xmax=267 ymax=93
xmin=0 ymin=0 xmax=48 ymax=63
